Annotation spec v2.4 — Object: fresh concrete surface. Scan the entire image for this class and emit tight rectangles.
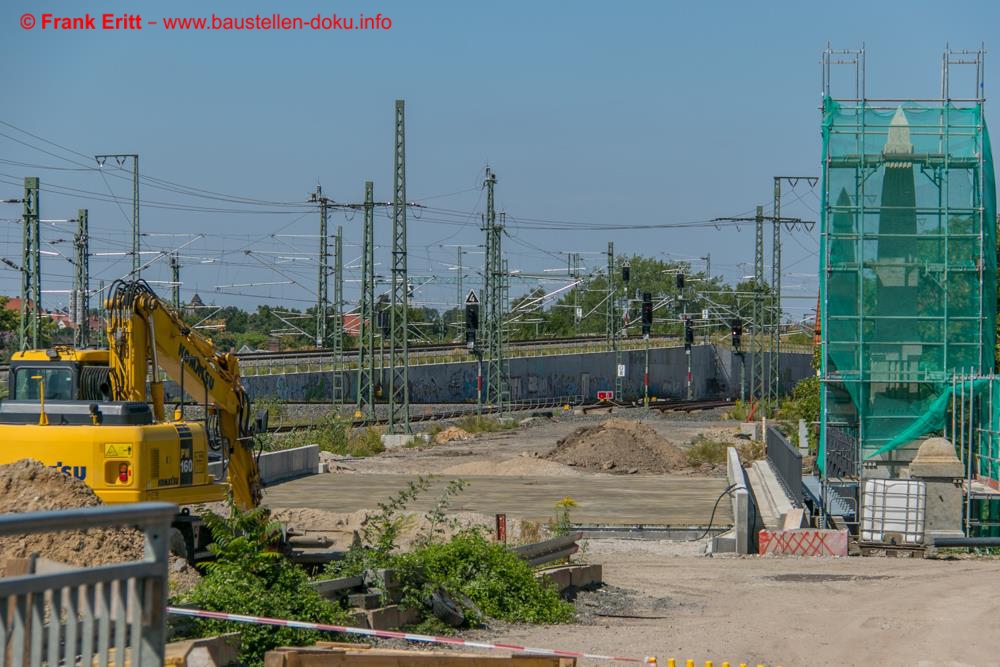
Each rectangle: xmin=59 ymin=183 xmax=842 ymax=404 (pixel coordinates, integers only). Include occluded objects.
xmin=265 ymin=472 xmax=733 ymax=526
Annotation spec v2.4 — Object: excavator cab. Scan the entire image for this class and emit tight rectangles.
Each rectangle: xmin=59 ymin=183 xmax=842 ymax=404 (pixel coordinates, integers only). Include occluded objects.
xmin=7 ymin=348 xmax=112 ymax=402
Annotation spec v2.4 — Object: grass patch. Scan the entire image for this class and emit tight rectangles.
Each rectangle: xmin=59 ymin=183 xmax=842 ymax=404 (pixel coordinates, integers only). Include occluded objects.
xmin=280 ymin=413 xmax=385 ymax=457
xmin=686 ymin=435 xmax=729 ymax=466
xmin=454 ymin=415 xmax=517 ymax=434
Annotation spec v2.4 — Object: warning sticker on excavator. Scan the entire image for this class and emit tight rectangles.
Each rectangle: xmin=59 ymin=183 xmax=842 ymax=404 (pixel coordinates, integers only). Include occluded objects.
xmin=104 ymin=444 xmax=133 ymax=458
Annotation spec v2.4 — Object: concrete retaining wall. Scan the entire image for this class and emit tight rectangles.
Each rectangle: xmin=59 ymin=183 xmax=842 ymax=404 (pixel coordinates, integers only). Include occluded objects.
xmin=213 ymin=344 xmax=811 ymax=404
xmin=208 ymin=444 xmax=318 ymax=486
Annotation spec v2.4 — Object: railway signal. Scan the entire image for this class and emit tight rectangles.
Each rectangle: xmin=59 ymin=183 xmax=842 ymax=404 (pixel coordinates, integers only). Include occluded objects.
xmin=465 ymin=289 xmax=480 ymax=349
xmin=641 ymin=291 xmax=652 ymax=338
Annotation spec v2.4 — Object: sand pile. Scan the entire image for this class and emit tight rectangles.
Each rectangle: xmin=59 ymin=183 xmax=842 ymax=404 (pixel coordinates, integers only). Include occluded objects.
xmin=0 ymin=459 xmax=144 ymax=575
xmin=545 ymin=418 xmax=688 ymax=474
xmin=434 ymin=426 xmax=472 ymax=445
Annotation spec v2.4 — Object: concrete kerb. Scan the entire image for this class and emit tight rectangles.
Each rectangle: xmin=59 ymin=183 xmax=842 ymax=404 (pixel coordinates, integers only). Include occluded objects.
xmin=711 ymin=447 xmax=752 ymax=554
xmin=208 ymin=444 xmax=319 ymax=485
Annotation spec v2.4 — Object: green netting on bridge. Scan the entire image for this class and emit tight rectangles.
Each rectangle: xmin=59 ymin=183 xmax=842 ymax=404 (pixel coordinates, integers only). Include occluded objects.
xmin=819 ymin=97 xmax=997 ymax=472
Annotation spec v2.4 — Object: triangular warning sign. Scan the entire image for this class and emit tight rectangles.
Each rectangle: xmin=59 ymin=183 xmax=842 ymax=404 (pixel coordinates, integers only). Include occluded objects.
xmin=465 ymin=290 xmax=480 ymax=305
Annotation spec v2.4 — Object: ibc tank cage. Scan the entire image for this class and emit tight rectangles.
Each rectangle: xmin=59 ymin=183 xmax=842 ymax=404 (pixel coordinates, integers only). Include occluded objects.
xmin=819 ymin=46 xmax=997 ymax=478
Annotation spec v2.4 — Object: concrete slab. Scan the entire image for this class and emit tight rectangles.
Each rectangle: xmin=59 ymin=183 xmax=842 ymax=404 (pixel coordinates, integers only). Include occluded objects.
xmin=265 ymin=473 xmax=734 ymax=526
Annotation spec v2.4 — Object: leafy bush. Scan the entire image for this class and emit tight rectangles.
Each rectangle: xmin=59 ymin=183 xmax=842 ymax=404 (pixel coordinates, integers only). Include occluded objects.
xmin=393 ymin=530 xmax=574 ymax=625
xmin=777 ymin=375 xmax=820 ymax=450
xmin=455 ymin=415 xmax=516 ymax=434
xmin=325 ymin=477 xmax=573 ymax=627
xmin=176 ymin=502 xmax=350 ymax=666
xmin=282 ymin=413 xmax=385 ymax=457
xmin=686 ymin=435 xmax=729 ymax=466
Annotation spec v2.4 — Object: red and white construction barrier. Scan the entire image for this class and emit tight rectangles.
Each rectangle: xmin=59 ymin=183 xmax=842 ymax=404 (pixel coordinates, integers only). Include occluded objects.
xmin=166 ymin=606 xmax=653 ymax=664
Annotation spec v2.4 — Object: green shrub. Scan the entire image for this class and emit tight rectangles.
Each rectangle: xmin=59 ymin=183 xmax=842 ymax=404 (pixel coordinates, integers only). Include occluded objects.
xmin=686 ymin=435 xmax=729 ymax=466
xmin=393 ymin=530 xmax=574 ymax=625
xmin=282 ymin=413 xmax=385 ymax=457
xmin=176 ymin=502 xmax=350 ymax=666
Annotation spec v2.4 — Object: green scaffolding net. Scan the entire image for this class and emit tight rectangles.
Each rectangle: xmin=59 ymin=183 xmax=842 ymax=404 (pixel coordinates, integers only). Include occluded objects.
xmin=819 ymin=97 xmax=997 ymax=473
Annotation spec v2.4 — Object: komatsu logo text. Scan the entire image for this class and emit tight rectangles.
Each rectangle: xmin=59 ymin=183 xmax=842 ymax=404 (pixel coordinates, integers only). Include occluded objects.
xmin=179 ymin=342 xmax=214 ymax=389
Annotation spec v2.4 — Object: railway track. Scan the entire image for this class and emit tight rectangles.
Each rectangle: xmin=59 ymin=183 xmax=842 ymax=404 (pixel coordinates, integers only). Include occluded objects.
xmin=266 ymin=396 xmax=730 ymax=433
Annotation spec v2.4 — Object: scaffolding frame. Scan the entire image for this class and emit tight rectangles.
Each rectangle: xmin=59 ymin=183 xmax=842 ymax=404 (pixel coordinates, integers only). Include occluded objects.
xmin=819 ymin=45 xmax=994 ymax=482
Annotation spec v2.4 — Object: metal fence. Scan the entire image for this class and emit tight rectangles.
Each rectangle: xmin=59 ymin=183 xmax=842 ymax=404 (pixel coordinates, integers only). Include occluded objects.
xmin=765 ymin=424 xmax=803 ymax=507
xmin=0 ymin=502 xmax=174 ymax=667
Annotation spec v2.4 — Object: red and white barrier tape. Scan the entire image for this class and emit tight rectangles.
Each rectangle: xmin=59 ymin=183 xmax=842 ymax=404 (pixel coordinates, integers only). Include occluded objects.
xmin=166 ymin=606 xmax=652 ymax=664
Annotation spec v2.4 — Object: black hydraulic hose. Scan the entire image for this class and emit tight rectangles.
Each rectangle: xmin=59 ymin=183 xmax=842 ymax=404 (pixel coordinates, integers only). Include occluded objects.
xmin=688 ymin=482 xmax=739 ymax=542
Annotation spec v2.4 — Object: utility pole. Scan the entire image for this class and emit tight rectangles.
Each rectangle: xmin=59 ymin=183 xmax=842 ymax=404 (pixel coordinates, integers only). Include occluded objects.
xmin=310 ymin=185 xmax=330 ymax=349
xmin=457 ymin=247 xmax=464 ymax=311
xmin=388 ymin=99 xmax=411 ymax=433
xmin=701 ymin=253 xmax=711 ymax=280
xmin=616 ymin=260 xmax=629 ymax=401
xmin=770 ymin=176 xmax=818 ymax=403
xmin=605 ymin=242 xmax=615 ymax=348
xmin=753 ymin=205 xmax=766 ymax=406
xmin=356 ymin=181 xmax=377 ymax=420
xmin=711 ymin=204 xmax=814 ymax=410
xmin=482 ymin=169 xmax=506 ymax=411
xmin=332 ymin=225 xmax=344 ymax=404
xmin=73 ymin=208 xmax=89 ymax=347
xmin=569 ymin=252 xmax=582 ymax=324
xmin=20 ymin=176 xmax=40 ymax=351
xmin=169 ymin=252 xmax=181 ymax=310
xmin=94 ymin=154 xmax=139 ymax=277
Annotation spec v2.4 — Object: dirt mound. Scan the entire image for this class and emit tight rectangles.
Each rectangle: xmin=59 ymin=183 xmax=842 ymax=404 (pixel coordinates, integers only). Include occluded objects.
xmin=434 ymin=426 xmax=472 ymax=445
xmin=544 ymin=418 xmax=688 ymax=474
xmin=0 ymin=459 xmax=144 ymax=575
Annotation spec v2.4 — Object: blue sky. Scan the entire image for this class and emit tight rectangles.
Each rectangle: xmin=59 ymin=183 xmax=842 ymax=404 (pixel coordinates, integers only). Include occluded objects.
xmin=0 ymin=0 xmax=995 ymax=325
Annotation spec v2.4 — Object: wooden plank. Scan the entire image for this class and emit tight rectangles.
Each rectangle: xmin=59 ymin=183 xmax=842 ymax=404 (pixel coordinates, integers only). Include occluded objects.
xmin=265 ymin=647 xmax=575 ymax=667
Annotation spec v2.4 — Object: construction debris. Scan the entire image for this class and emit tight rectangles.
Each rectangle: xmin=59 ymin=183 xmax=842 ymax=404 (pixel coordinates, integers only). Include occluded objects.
xmin=434 ymin=426 xmax=472 ymax=444
xmin=0 ymin=459 xmax=143 ymax=575
xmin=545 ymin=419 xmax=688 ymax=474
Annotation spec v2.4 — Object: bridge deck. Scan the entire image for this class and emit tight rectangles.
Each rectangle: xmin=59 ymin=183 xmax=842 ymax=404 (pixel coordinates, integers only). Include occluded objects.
xmin=265 ymin=473 xmax=734 ymax=526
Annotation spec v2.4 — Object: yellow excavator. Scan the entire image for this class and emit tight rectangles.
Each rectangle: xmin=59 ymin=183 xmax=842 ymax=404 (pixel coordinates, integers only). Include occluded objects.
xmin=0 ymin=279 xmax=267 ymax=561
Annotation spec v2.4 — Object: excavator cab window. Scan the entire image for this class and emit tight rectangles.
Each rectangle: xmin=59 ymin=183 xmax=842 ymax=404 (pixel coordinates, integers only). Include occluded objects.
xmin=13 ymin=366 xmax=75 ymax=400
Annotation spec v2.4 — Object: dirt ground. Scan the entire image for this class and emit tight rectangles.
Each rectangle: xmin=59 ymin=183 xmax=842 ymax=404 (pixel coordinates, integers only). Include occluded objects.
xmin=280 ymin=409 xmax=1000 ymax=666
xmin=484 ymin=538 xmax=1000 ymax=667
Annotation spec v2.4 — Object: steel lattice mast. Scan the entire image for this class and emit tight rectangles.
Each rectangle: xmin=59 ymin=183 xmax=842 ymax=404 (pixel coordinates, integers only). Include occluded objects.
xmin=388 ymin=99 xmax=411 ymax=433
xmin=332 ymin=224 xmax=344 ymax=404
xmin=752 ymin=205 xmax=767 ymax=404
xmin=482 ymin=168 xmax=506 ymax=409
xmin=20 ymin=176 xmax=40 ymax=351
xmin=356 ymin=180 xmax=377 ymax=420
xmin=73 ymin=208 xmax=90 ymax=347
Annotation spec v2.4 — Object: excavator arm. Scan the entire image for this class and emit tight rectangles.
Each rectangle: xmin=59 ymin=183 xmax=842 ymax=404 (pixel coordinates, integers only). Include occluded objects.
xmin=104 ymin=280 xmax=264 ymax=509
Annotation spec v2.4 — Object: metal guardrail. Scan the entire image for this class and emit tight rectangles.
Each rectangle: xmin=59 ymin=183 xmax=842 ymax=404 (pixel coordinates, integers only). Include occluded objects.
xmin=765 ymin=424 xmax=803 ymax=507
xmin=0 ymin=502 xmax=175 ymax=667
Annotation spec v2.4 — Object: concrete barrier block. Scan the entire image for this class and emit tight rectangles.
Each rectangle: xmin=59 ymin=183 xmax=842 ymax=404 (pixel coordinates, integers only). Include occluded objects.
xmin=537 ymin=567 xmax=573 ymax=592
xmin=758 ymin=528 xmax=849 ymax=557
xmin=397 ymin=606 xmax=422 ymax=627
xmin=381 ymin=434 xmax=414 ymax=449
xmin=365 ymin=605 xmax=400 ymax=630
xmin=570 ymin=563 xmax=603 ymax=588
